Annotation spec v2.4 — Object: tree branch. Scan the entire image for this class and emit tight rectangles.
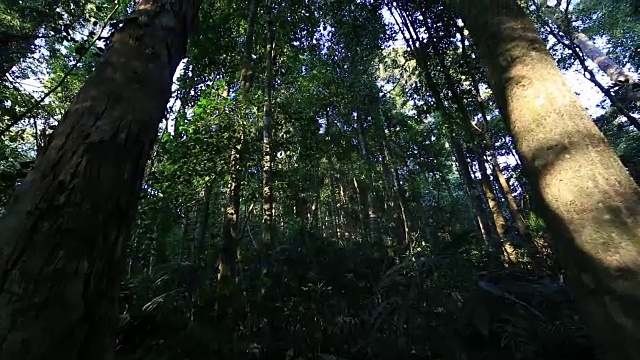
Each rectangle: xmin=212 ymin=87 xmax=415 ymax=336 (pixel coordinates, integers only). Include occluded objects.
xmin=0 ymin=4 xmax=120 ymax=139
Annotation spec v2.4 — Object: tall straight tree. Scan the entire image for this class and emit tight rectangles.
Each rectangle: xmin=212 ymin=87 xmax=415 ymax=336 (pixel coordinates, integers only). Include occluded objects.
xmin=445 ymin=0 xmax=640 ymax=358
xmin=0 ymin=0 xmax=201 ymax=359
xmin=219 ymin=0 xmax=259 ymax=284
xmin=262 ymin=0 xmax=276 ymax=244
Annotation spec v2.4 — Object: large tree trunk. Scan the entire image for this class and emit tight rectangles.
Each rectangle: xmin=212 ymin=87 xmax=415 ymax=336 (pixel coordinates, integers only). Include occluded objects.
xmin=0 ymin=1 xmax=200 ymax=359
xmin=447 ymin=0 xmax=640 ymax=358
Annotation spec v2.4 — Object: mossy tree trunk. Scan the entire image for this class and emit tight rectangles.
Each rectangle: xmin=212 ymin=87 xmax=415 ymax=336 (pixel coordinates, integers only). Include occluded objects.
xmin=446 ymin=0 xmax=640 ymax=358
xmin=0 ymin=0 xmax=200 ymax=358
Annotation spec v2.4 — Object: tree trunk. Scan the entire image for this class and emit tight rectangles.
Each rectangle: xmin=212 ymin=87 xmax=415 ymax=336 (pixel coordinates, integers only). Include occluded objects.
xmin=195 ymin=184 xmax=212 ymax=263
xmin=382 ymin=133 xmax=410 ymax=248
xmin=0 ymin=1 xmax=200 ymax=359
xmin=481 ymin=130 xmax=529 ymax=236
xmin=538 ymin=10 xmax=640 ymax=128
xmin=408 ymin=37 xmax=497 ymax=246
xmin=450 ymin=138 xmax=497 ymax=246
xmin=355 ymin=113 xmax=380 ymax=243
xmin=571 ymin=32 xmax=636 ymax=86
xmin=475 ymin=148 xmax=518 ymax=263
xmin=219 ymin=0 xmax=258 ymax=282
xmin=436 ymin=52 xmax=511 ymax=256
xmin=541 ymin=1 xmax=637 ymax=86
xmin=352 ymin=176 xmax=367 ymax=239
xmin=219 ymin=139 xmax=242 ymax=283
xmin=339 ymin=181 xmax=349 ymax=238
xmin=328 ymin=175 xmax=340 ymax=239
xmin=0 ymin=1 xmax=61 ymax=79
xmin=540 ymin=4 xmax=640 ymax=103
xmin=448 ymin=0 xmax=640 ymax=358
xmin=392 ymin=167 xmax=411 ymax=247
xmin=240 ymin=0 xmax=259 ymax=93
xmin=262 ymin=0 xmax=275 ymax=245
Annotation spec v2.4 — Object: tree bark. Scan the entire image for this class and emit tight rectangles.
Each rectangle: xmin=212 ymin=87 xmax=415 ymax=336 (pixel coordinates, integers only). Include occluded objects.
xmin=414 ymin=49 xmax=497 ymax=246
xmin=328 ymin=174 xmax=340 ymax=239
xmin=0 ymin=1 xmax=200 ymax=359
xmin=447 ymin=0 xmax=640 ymax=358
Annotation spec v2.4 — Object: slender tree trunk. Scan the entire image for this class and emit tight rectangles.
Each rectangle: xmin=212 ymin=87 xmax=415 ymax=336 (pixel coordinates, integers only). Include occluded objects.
xmin=379 ymin=148 xmax=394 ymax=215
xmin=474 ymin=82 xmax=530 ymax=237
xmin=262 ymin=0 xmax=275 ymax=245
xmin=240 ymin=0 xmax=259 ymax=93
xmin=355 ymin=113 xmax=380 ymax=242
xmin=219 ymin=139 xmax=242 ymax=282
xmin=195 ymin=184 xmax=212 ymax=263
xmin=436 ymin=52 xmax=511 ymax=256
xmin=450 ymin=138 xmax=497 ymax=246
xmin=392 ymin=167 xmax=411 ymax=247
xmin=475 ymin=148 xmax=517 ymax=263
xmin=219 ymin=0 xmax=258 ymax=282
xmin=352 ymin=176 xmax=367 ymax=240
xmin=475 ymin=150 xmax=505 ymax=238
xmin=447 ymin=0 xmax=640 ymax=358
xmin=485 ymin=142 xmax=528 ymax=236
xmin=0 ymin=24 xmax=62 ymax=81
xmin=541 ymin=2 xmax=637 ymax=87
xmin=571 ymin=32 xmax=637 ymax=88
xmin=0 ymin=1 xmax=200 ymax=359
xmin=325 ymin=117 xmax=341 ymax=240
xmin=328 ymin=175 xmax=340 ymax=239
xmin=407 ymin=33 xmax=498 ymax=246
xmin=381 ymin=132 xmax=410 ymax=247
xmin=0 ymin=1 xmax=60 ymax=79
xmin=339 ymin=181 xmax=349 ymax=238
xmin=541 ymin=3 xmax=640 ymax=118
